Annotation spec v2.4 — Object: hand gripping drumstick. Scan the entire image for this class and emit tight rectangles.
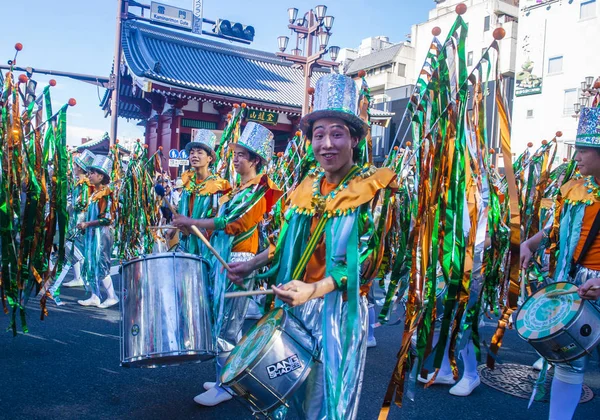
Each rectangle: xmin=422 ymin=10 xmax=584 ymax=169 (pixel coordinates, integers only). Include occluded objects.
xmin=155 ymin=184 xmax=231 ymax=271
xmin=546 ymin=285 xmax=600 ymax=298
xmin=224 ymin=289 xmax=275 ymax=299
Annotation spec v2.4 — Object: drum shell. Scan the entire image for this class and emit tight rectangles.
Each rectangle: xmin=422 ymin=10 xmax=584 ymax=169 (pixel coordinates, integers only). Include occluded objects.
xmin=223 ymin=309 xmax=318 ymax=413
xmin=121 ymin=252 xmax=215 ymax=367
xmin=517 ymin=297 xmax=600 ymax=363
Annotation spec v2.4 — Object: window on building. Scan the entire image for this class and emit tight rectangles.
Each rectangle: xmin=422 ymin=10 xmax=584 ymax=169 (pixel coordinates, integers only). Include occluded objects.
xmin=526 ymin=109 xmax=534 ymax=118
xmin=548 ymin=56 xmax=563 ymax=74
xmin=484 ymin=15 xmax=491 ymax=32
xmin=581 ymin=0 xmax=596 ymax=19
xmin=397 ymin=63 xmax=406 ymax=77
xmin=564 ymin=88 xmax=578 ymax=114
xmin=467 ymin=51 xmax=473 ymax=66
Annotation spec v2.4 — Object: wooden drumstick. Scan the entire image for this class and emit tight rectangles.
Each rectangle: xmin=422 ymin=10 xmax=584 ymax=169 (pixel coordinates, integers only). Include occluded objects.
xmin=546 ymin=285 xmax=600 ymax=298
xmin=155 ymin=184 xmax=231 ymax=272
xmin=148 ymin=225 xmax=178 ymax=229
xmin=224 ymin=289 xmax=275 ymax=299
xmin=189 ymin=225 xmax=232 ymax=272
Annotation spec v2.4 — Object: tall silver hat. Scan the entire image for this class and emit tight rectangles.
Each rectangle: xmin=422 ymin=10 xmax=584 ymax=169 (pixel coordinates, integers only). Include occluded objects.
xmin=185 ymin=129 xmax=217 ymax=159
xmin=88 ymin=154 xmax=113 ymax=179
xmin=74 ymin=149 xmax=96 ymax=171
xmin=299 ymin=73 xmax=369 ymax=139
xmin=576 ymin=107 xmax=600 ymax=148
xmin=237 ymin=122 xmax=274 ymax=163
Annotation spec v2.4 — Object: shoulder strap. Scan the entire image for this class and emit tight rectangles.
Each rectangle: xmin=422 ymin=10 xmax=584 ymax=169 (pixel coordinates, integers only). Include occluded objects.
xmin=571 ymin=206 xmax=600 ymax=275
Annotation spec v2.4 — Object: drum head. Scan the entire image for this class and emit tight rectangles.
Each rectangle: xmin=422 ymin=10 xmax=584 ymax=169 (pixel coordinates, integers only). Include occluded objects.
xmin=221 ymin=308 xmax=284 ymax=384
xmin=516 ymin=282 xmax=581 ymax=340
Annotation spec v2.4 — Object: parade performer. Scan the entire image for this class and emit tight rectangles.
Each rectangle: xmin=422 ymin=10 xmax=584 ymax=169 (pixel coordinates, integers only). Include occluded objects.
xmin=228 ymin=74 xmax=397 ymax=419
xmin=173 ymin=122 xmax=281 ymax=407
xmin=175 ymin=129 xmax=230 ymax=256
xmin=521 ymin=106 xmax=600 ymax=420
xmin=61 ymin=150 xmax=94 ymax=289
xmin=77 ymin=154 xmax=119 ymax=309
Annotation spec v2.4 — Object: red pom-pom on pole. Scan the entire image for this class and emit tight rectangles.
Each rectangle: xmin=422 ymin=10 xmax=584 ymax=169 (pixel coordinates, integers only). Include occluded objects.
xmin=405 ymin=141 xmax=412 ymax=147
xmin=307 ymin=87 xmax=315 ymax=95
xmin=563 ymin=158 xmax=568 ymax=162
xmin=241 ymin=103 xmax=247 ymax=108
xmin=49 ymin=79 xmax=57 ymax=87
xmin=542 ymin=140 xmax=548 ymax=145
xmin=295 ymin=131 xmax=302 ymax=137
xmin=432 ymin=27 xmax=442 ymax=37
xmin=159 ymin=145 xmax=163 ymax=150
xmin=14 ymin=43 xmax=23 ymax=51
xmin=556 ymin=131 xmax=563 ymax=137
xmin=357 ymin=70 xmax=366 ymax=78
xmin=233 ymin=103 xmax=239 ymax=109
xmin=18 ymin=74 xmax=28 ymax=84
xmin=68 ymin=98 xmax=77 ymax=106
xmin=489 ymin=148 xmax=495 ymax=154
xmin=527 ymin=142 xmax=533 ymax=148
xmin=493 ymin=27 xmax=506 ymax=40
xmin=456 ymin=3 xmax=467 ymax=15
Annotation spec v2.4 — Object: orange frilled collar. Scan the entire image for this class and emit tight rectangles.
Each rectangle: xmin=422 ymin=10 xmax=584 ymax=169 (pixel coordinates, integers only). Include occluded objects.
xmin=90 ymin=184 xmax=111 ymax=202
xmin=76 ymin=176 xmax=91 ymax=187
xmin=219 ymin=173 xmax=283 ymax=213
xmin=288 ymin=166 xmax=397 ymax=214
xmin=561 ymin=177 xmax=600 ymax=205
xmin=182 ymin=170 xmax=231 ymax=196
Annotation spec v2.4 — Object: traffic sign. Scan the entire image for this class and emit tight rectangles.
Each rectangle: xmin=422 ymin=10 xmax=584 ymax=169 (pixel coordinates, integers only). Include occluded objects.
xmin=179 ymin=150 xmax=188 ymax=159
xmin=169 ymin=159 xmax=189 ymax=167
xmin=150 ymin=2 xmax=193 ymax=30
xmin=169 ymin=149 xmax=179 ymax=159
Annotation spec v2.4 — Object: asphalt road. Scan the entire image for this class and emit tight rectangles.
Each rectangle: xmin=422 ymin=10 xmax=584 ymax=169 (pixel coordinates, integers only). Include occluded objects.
xmin=1 ymin=272 xmax=599 ymax=420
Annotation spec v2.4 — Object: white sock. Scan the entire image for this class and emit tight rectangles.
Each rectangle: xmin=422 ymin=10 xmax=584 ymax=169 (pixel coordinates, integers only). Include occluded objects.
xmin=73 ymin=261 xmax=82 ymax=281
xmin=549 ymin=377 xmax=581 ymax=420
xmin=460 ymin=342 xmax=479 ymax=380
xmin=101 ymin=275 xmax=116 ymax=300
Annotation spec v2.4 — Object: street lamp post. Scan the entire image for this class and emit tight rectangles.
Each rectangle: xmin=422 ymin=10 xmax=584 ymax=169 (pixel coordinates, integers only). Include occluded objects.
xmin=277 ymin=5 xmax=340 ymax=115
xmin=574 ymin=75 xmax=600 ymax=117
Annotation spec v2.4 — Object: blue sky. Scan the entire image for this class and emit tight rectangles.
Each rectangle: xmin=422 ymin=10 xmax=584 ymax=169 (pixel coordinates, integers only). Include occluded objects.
xmin=1 ymin=0 xmax=432 ymax=146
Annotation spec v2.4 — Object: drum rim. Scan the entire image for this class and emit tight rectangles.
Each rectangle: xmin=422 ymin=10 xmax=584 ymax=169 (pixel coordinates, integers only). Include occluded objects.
xmin=221 ymin=308 xmax=287 ymax=384
xmin=515 ymin=282 xmax=583 ymax=341
xmin=122 ymin=349 xmax=217 ymax=367
xmin=121 ymin=251 xmax=209 ymax=267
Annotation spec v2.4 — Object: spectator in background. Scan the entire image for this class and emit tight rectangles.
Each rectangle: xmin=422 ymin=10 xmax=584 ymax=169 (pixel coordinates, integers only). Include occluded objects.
xmin=171 ymin=179 xmax=184 ymax=208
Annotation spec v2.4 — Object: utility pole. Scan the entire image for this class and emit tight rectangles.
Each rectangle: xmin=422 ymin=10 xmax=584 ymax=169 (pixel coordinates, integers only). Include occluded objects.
xmin=109 ymin=0 xmax=125 ymax=147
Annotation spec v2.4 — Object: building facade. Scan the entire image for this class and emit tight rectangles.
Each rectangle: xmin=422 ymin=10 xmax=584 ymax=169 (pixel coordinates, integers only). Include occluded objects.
xmin=102 ymin=20 xmax=328 ymax=176
xmin=511 ymin=0 xmax=600 ymax=158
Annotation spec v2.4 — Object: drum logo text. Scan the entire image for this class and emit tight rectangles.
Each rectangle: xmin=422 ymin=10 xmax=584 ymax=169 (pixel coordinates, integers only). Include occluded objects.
xmin=266 ymin=354 xmax=302 ymax=379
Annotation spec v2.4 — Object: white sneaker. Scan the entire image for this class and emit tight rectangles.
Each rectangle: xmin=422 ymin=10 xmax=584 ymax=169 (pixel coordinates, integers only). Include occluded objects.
xmin=418 ymin=372 xmax=456 ymax=385
xmin=532 ymin=357 xmax=552 ymax=371
xmin=449 ymin=375 xmax=480 ymax=396
xmin=203 ymin=381 xmax=216 ymax=391
xmin=77 ymin=295 xmax=101 ymax=307
xmin=367 ymin=337 xmax=377 ymax=348
xmin=63 ymin=278 xmax=84 ymax=287
xmin=98 ymin=297 xmax=119 ymax=309
xmin=193 ymin=386 xmax=232 ymax=406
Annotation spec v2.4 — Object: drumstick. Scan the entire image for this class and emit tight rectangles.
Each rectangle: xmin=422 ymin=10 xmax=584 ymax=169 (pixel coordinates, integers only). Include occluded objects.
xmin=189 ymin=225 xmax=232 ymax=272
xmin=224 ymin=289 xmax=275 ymax=299
xmin=546 ymin=285 xmax=600 ymax=298
xmin=148 ymin=225 xmax=178 ymax=229
xmin=154 ymin=184 xmax=232 ymax=271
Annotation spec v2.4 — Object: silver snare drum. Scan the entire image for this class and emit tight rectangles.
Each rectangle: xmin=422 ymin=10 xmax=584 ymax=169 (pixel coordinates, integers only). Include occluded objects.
xmin=220 ymin=307 xmax=319 ymax=414
xmin=516 ymin=282 xmax=600 ymax=363
xmin=121 ymin=252 xmax=215 ymax=367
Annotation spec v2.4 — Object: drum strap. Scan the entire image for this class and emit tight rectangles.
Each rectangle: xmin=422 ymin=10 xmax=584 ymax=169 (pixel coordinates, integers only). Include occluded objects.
xmin=232 ymin=225 xmax=257 ymax=247
xmin=569 ymin=207 xmax=600 ymax=278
